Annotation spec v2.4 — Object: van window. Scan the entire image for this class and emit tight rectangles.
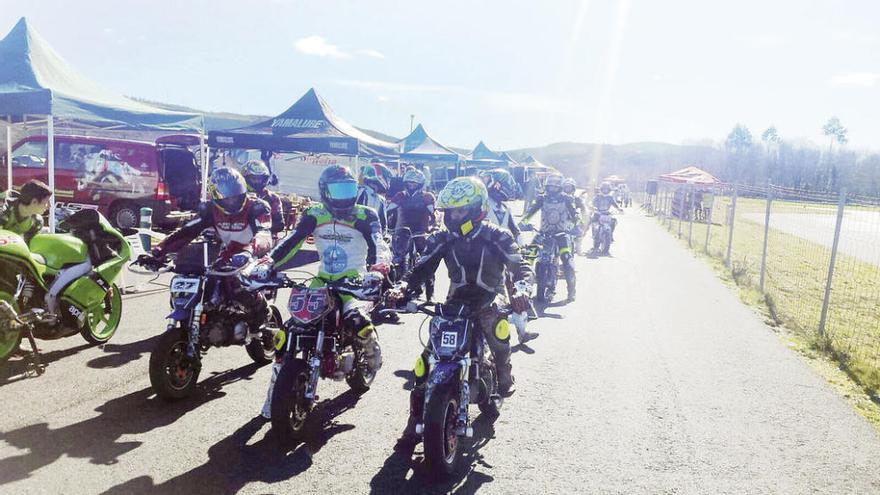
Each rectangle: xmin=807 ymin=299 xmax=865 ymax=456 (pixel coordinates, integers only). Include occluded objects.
xmin=11 ymin=141 xmax=47 ymax=168
xmin=58 ymin=141 xmax=149 ymax=194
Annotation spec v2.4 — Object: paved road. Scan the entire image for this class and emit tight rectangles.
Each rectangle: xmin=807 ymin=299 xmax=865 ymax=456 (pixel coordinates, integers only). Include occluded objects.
xmin=2 ymin=212 xmax=880 ymax=494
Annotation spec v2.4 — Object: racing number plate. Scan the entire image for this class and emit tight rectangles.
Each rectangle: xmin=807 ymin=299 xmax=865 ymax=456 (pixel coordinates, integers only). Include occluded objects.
xmin=170 ymin=276 xmax=200 ymax=294
xmin=440 ymin=331 xmax=458 ymax=348
xmin=288 ymin=287 xmax=334 ymax=324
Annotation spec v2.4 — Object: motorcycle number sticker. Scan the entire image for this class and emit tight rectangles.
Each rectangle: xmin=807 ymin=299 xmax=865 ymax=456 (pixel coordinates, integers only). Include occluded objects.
xmin=440 ymin=331 xmax=458 ymax=348
xmin=288 ymin=292 xmax=307 ymax=312
xmin=171 ymin=277 xmax=200 ymax=293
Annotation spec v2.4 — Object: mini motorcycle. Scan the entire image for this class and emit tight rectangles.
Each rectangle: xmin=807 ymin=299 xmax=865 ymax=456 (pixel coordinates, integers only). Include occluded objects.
xmin=591 ymin=212 xmax=614 ymax=256
xmin=134 ymin=244 xmax=281 ymax=400
xmin=0 ymin=209 xmax=131 ymax=365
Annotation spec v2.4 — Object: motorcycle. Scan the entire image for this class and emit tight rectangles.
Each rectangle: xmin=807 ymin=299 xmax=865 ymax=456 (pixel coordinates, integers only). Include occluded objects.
xmin=389 ymin=227 xmax=433 ymax=301
xmin=400 ymin=301 xmax=502 ymax=478
xmin=256 ymin=272 xmax=383 ymax=444
xmin=134 ymin=243 xmax=282 ymax=400
xmin=592 ymin=212 xmax=614 ymax=256
xmin=0 ymin=209 xmax=131 ymax=365
xmin=534 ymin=231 xmax=570 ymax=304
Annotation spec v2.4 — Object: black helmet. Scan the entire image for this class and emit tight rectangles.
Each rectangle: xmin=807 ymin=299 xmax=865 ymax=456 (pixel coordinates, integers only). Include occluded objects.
xmin=241 ymin=159 xmax=271 ymax=192
xmin=209 ymin=167 xmax=248 ymax=214
xmin=319 ymin=165 xmax=358 ymax=216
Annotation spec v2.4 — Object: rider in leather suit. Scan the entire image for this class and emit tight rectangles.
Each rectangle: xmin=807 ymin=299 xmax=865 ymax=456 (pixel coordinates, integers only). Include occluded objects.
xmin=356 ymin=161 xmax=391 ymax=233
xmin=387 ymin=168 xmax=436 ymax=301
xmin=399 ymin=176 xmax=532 ymax=443
xmin=520 ymin=173 xmax=582 ymax=302
xmin=590 ymin=181 xmax=623 ymax=241
xmin=241 ymin=159 xmax=284 ymax=237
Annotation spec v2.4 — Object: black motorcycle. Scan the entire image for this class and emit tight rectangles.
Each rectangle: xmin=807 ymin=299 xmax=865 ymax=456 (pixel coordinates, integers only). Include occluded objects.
xmin=389 ymin=227 xmax=433 ymax=301
xmin=399 ymin=301 xmax=502 ymax=478
xmin=134 ymin=243 xmax=282 ymax=400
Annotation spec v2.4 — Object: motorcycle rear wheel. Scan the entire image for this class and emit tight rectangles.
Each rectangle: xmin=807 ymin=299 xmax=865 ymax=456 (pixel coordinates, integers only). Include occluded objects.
xmin=0 ymin=290 xmax=22 ymax=364
xmin=271 ymin=358 xmax=313 ymax=445
xmin=424 ymin=384 xmax=460 ymax=478
xmin=81 ymin=284 xmax=123 ymax=344
xmin=149 ymin=328 xmax=200 ymax=400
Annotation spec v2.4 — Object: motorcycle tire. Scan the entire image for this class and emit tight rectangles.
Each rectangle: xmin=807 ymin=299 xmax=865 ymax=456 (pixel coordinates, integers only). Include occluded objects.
xmin=149 ymin=328 xmax=200 ymax=401
xmin=245 ymin=306 xmax=282 ymax=364
xmin=477 ymin=362 xmax=500 ymax=417
xmin=0 ymin=290 xmax=22 ymax=364
xmin=423 ymin=383 xmax=460 ymax=478
xmin=271 ymin=358 xmax=312 ymax=445
xmin=81 ymin=284 xmax=123 ymax=345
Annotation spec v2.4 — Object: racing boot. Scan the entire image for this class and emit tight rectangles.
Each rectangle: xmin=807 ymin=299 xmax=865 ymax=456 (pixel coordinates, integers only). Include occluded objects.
xmin=509 ymin=311 xmax=539 ymax=344
xmin=260 ymin=360 xmax=282 ymax=419
xmin=497 ymin=361 xmax=515 ymax=396
xmin=397 ymin=386 xmax=425 ymax=449
xmin=355 ymin=330 xmax=383 ymax=372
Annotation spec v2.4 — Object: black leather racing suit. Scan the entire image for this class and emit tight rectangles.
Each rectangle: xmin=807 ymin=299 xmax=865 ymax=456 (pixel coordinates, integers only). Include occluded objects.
xmin=521 ymin=192 xmax=581 ymax=297
xmin=404 ymin=222 xmax=531 ymax=421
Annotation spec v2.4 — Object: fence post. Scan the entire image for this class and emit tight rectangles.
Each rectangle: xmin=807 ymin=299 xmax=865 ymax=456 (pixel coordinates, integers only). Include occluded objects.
xmin=677 ymin=190 xmax=684 ymax=237
xmin=687 ymin=183 xmax=695 ymax=247
xmin=726 ymin=185 xmax=737 ymax=267
xmin=704 ymin=186 xmax=713 ymax=254
xmin=818 ymin=188 xmax=847 ymax=337
xmin=759 ymin=181 xmax=773 ymax=293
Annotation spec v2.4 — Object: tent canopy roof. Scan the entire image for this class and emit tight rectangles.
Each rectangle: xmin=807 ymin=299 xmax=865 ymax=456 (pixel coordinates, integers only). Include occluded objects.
xmin=469 ymin=140 xmax=503 ymax=161
xmin=658 ymin=166 xmax=720 ymax=185
xmin=0 ymin=17 xmax=201 ymax=131
xmin=208 ymin=88 xmax=398 ymax=157
xmin=399 ymin=124 xmax=459 ymax=161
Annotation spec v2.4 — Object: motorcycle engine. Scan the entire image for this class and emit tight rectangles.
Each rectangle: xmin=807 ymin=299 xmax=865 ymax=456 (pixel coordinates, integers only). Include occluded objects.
xmin=203 ymin=301 xmax=250 ymax=346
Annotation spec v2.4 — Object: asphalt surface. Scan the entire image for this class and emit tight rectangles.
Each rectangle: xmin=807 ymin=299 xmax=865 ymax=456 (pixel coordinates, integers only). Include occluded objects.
xmin=2 ymin=211 xmax=880 ymax=494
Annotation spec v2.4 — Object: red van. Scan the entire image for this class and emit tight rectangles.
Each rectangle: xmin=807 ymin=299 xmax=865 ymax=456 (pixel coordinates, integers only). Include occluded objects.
xmin=1 ymin=134 xmax=202 ymax=229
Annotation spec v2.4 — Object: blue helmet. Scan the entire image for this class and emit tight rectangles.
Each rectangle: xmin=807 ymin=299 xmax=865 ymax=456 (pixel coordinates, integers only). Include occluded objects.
xmin=319 ymin=165 xmax=358 ymax=216
xmin=209 ymin=167 xmax=248 ymax=214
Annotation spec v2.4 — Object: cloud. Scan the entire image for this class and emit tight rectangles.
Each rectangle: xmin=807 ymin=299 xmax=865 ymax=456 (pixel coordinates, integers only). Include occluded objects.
xmin=741 ymin=33 xmax=790 ymax=48
xmin=359 ymin=49 xmax=385 ymax=59
xmin=829 ymin=73 xmax=880 ymax=88
xmin=294 ymin=36 xmax=350 ymax=59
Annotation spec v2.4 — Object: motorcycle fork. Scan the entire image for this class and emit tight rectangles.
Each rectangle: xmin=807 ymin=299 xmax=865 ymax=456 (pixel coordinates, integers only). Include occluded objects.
xmin=305 ymin=320 xmax=328 ymax=400
xmin=457 ymin=357 xmax=472 ymax=436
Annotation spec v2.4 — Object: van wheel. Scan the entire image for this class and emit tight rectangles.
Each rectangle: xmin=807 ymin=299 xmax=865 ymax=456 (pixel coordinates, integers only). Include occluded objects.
xmin=111 ymin=203 xmax=138 ymax=230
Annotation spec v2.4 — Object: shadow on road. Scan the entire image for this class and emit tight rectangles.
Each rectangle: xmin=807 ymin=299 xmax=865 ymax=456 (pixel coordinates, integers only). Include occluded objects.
xmin=100 ymin=389 xmax=364 ymax=494
xmin=86 ymin=335 xmax=159 ymax=369
xmin=368 ymin=412 xmax=498 ymax=495
xmin=0 ymin=343 xmax=93 ymax=385
xmin=0 ymin=362 xmax=262 ymax=486
xmin=393 ymin=369 xmax=415 ymax=391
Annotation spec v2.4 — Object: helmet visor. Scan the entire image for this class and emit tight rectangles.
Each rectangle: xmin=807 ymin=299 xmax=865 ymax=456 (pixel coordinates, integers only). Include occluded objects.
xmin=215 ymin=193 xmax=246 ymax=213
xmin=327 ymin=181 xmax=358 ymax=201
xmin=246 ymin=175 xmax=270 ymax=191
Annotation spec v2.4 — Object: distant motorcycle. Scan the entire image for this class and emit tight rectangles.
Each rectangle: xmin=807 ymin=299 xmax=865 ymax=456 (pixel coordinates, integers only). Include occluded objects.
xmin=398 ymin=301 xmax=502 ymax=478
xmin=592 ymin=213 xmax=614 ymax=256
xmin=254 ymin=273 xmax=383 ymax=444
xmin=389 ymin=227 xmax=433 ymax=301
xmin=134 ymin=245 xmax=281 ymax=400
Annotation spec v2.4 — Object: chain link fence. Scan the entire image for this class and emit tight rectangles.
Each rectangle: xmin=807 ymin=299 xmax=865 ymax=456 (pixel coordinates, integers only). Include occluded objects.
xmin=646 ymin=181 xmax=880 ymax=393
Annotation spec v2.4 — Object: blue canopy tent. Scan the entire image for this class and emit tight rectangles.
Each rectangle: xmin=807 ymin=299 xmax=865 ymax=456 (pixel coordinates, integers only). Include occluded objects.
xmin=399 ymin=124 xmax=461 ymax=188
xmin=208 ymin=88 xmax=399 ymax=159
xmin=0 ymin=17 xmax=203 ymax=230
xmin=463 ymin=141 xmax=508 ymax=175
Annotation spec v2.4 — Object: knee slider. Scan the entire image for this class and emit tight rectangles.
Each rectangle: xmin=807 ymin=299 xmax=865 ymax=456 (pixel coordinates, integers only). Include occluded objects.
xmin=413 ymin=355 xmax=427 ymax=378
xmin=494 ymin=318 xmax=510 ymax=341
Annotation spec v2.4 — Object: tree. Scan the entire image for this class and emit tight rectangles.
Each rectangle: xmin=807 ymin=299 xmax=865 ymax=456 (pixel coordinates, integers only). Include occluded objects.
xmin=761 ymin=126 xmax=781 ymax=145
xmin=761 ymin=126 xmax=782 ymax=182
xmin=725 ymin=124 xmax=753 ymax=153
xmin=823 ymin=116 xmax=848 ymax=151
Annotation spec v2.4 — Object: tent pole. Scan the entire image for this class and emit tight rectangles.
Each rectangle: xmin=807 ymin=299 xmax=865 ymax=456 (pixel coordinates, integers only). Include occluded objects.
xmin=200 ymin=131 xmax=209 ymax=267
xmin=6 ymin=121 xmax=11 ymax=191
xmin=48 ymin=115 xmax=56 ymax=233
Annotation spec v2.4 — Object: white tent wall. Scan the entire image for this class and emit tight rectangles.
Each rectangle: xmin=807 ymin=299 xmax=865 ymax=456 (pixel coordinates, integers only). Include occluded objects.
xmin=270 ymin=154 xmax=360 ymax=200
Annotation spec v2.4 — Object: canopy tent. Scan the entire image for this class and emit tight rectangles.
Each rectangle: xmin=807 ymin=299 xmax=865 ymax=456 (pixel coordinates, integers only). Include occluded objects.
xmin=465 ymin=141 xmax=506 ymax=165
xmin=208 ymin=88 xmax=399 ymax=158
xmin=0 ymin=17 xmax=204 ymax=230
xmin=658 ymin=166 xmax=720 ymax=185
xmin=399 ymin=124 xmax=460 ymax=162
xmin=497 ymin=152 xmax=518 ymax=165
xmin=518 ymin=155 xmax=556 ymax=172
xmin=602 ymin=174 xmax=627 ymax=184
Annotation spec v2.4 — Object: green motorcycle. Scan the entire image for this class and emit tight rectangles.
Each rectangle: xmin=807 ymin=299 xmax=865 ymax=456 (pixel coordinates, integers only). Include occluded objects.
xmin=0 ymin=209 xmax=131 ymax=365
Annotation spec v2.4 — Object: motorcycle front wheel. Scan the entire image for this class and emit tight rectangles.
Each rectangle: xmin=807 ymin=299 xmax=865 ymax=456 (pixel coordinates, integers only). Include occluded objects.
xmin=0 ymin=290 xmax=22 ymax=364
xmin=424 ymin=383 xmax=460 ymax=478
xmin=81 ymin=284 xmax=123 ymax=344
xmin=149 ymin=327 xmax=200 ymax=400
xmin=245 ymin=306 xmax=282 ymax=364
xmin=271 ymin=358 xmax=313 ymax=445
xmin=346 ymin=344 xmax=378 ymax=394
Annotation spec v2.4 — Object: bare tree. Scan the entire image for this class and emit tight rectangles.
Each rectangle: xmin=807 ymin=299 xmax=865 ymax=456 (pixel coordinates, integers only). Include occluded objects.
xmin=822 ymin=116 xmax=848 ymax=151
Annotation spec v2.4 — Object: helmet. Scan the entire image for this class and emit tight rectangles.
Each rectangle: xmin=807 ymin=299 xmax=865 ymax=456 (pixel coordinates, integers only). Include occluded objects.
xmin=563 ymin=178 xmax=577 ymax=194
xmin=360 ymin=163 xmax=390 ymax=194
xmin=544 ymin=174 xmax=564 ymax=196
xmin=319 ymin=165 xmax=359 ymax=216
xmin=600 ymin=181 xmax=612 ymax=194
xmin=437 ymin=177 xmax=488 ymax=236
xmin=403 ymin=168 xmax=426 ymax=193
xmin=241 ymin=159 xmax=271 ymax=192
xmin=209 ymin=168 xmax=248 ymax=214
xmin=479 ymin=168 xmax=520 ymax=202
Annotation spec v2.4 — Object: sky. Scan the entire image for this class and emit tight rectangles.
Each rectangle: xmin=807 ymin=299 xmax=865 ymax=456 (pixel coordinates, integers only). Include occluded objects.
xmin=2 ymin=0 xmax=879 ymax=150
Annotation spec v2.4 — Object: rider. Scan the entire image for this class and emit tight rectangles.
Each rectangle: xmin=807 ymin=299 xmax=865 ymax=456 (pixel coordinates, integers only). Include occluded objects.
xmin=387 ymin=168 xmax=436 ymax=301
xmin=147 ymin=167 xmax=273 ymax=327
xmin=479 ymin=168 xmax=539 ymax=344
xmin=356 ymin=161 xmax=390 ymax=232
xmin=563 ymin=178 xmax=588 ymax=254
xmin=520 ymin=173 xmax=582 ymax=302
xmin=0 ymin=179 xmax=52 ymax=244
xmin=241 ymin=159 xmax=285 ymax=237
xmin=590 ymin=181 xmax=623 ymax=241
xmin=398 ymin=176 xmax=532 ymax=444
xmin=254 ymin=165 xmax=390 ymax=418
